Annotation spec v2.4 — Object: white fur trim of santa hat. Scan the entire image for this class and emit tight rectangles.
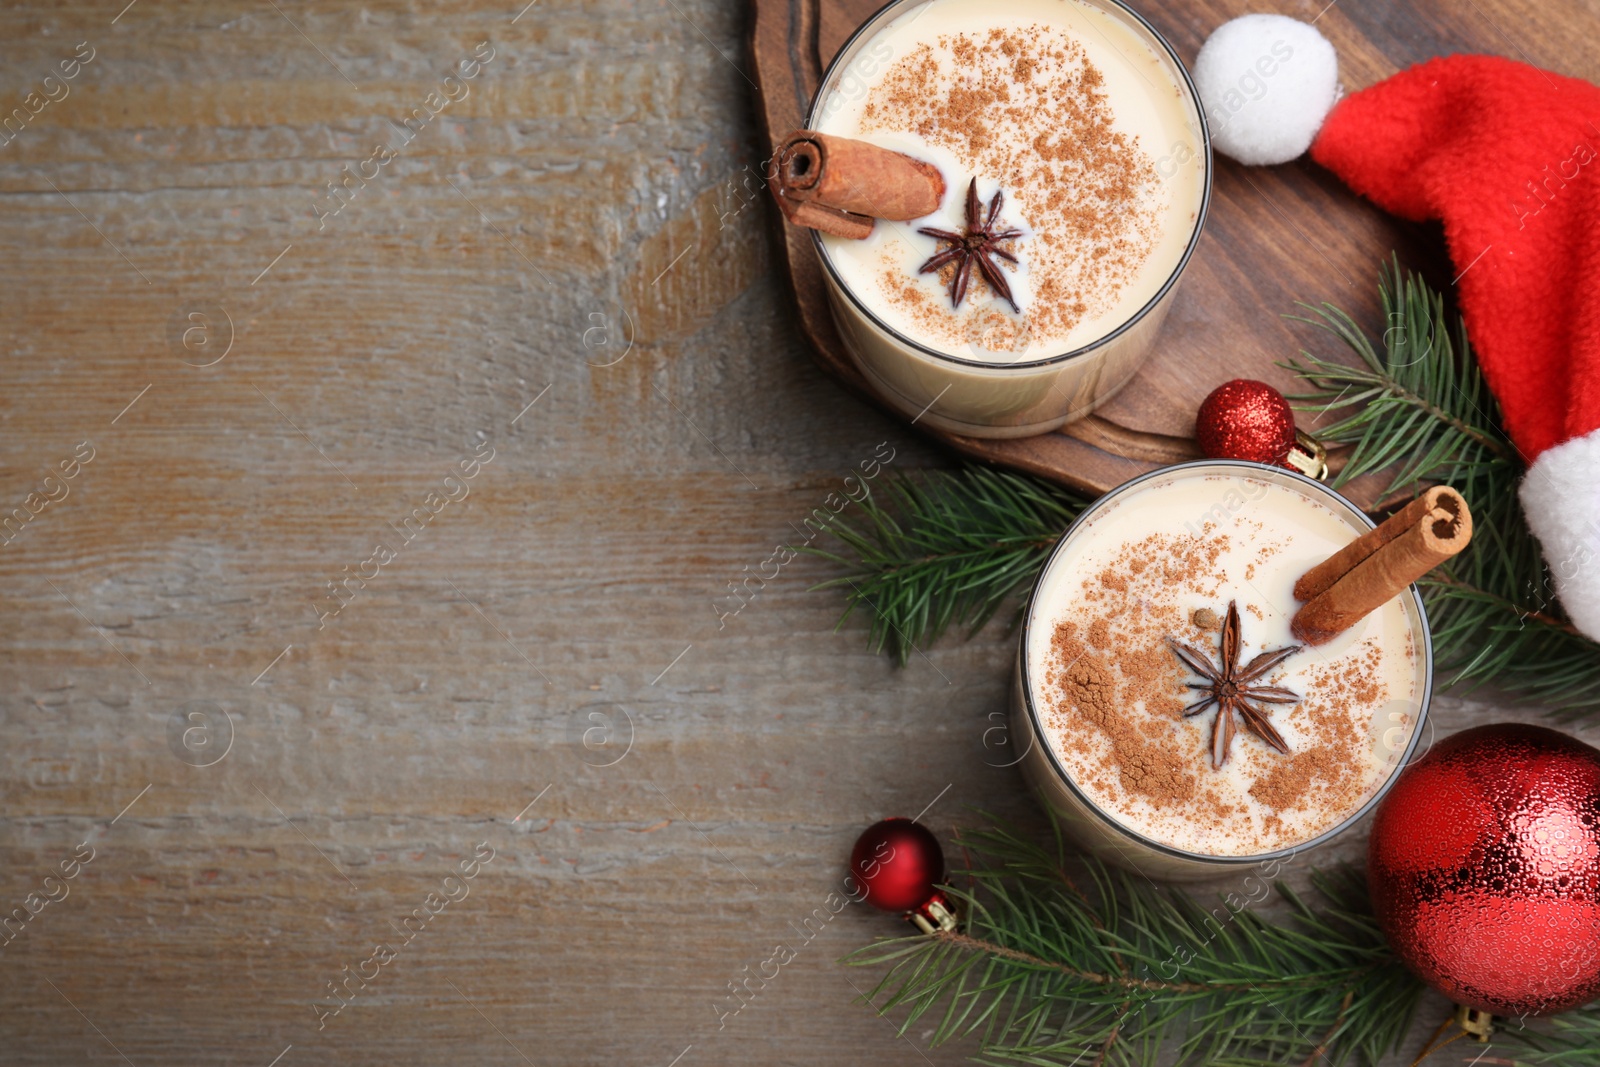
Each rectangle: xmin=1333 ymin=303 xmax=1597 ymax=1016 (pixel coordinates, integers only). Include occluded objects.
xmin=1521 ymin=430 xmax=1600 ymax=641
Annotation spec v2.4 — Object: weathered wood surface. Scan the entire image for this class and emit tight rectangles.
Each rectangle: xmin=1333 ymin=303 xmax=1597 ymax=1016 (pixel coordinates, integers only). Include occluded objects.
xmin=0 ymin=2 xmax=1595 ymax=1066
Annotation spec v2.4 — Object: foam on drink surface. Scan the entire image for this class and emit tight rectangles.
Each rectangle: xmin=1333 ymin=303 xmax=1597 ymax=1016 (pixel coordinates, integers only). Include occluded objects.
xmin=1025 ymin=473 xmax=1421 ymax=857
xmin=814 ymin=0 xmax=1204 ymax=362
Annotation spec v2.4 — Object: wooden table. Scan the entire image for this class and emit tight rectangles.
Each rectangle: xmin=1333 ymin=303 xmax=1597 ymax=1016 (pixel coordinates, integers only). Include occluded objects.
xmin=0 ymin=2 xmax=1594 ymax=1065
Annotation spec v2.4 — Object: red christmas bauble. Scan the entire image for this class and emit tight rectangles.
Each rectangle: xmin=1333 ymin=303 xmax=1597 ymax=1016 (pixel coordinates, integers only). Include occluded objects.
xmin=1368 ymin=723 xmax=1600 ymax=1017
xmin=851 ymin=818 xmax=945 ymax=913
xmin=1196 ymin=379 xmax=1297 ymax=466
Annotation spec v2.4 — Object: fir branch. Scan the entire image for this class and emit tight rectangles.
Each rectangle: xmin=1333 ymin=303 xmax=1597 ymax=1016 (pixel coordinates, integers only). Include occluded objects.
xmin=1285 ymin=258 xmax=1600 ymax=714
xmin=1281 ymin=255 xmax=1514 ymax=503
xmin=848 ymin=817 xmax=1600 ymax=1067
xmin=1495 ymin=1007 xmax=1600 ymax=1065
xmin=799 ymin=466 xmax=1092 ymax=666
xmin=847 ymin=818 xmax=1423 ymax=1066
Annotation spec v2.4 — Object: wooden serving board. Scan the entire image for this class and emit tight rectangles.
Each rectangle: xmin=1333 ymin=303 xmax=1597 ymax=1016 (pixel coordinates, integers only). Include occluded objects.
xmin=748 ymin=0 xmax=1520 ymax=508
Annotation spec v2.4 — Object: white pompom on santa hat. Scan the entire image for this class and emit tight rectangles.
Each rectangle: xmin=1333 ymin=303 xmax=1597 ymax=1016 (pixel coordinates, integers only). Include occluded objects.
xmin=1194 ymin=14 xmax=1600 ymax=640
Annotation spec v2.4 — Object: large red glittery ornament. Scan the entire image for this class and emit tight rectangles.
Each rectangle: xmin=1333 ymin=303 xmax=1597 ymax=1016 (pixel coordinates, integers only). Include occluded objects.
xmin=1368 ymin=723 xmax=1600 ymax=1017
xmin=1196 ymin=379 xmax=1298 ymax=466
xmin=850 ymin=818 xmax=958 ymax=933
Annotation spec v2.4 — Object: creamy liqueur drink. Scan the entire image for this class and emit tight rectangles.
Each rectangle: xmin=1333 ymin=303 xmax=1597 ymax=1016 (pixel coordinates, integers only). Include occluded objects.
xmin=808 ymin=0 xmax=1209 ymax=437
xmin=1013 ymin=463 xmax=1430 ymax=872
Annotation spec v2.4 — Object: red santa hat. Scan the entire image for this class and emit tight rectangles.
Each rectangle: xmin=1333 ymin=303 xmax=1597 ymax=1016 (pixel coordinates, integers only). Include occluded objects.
xmin=1195 ymin=16 xmax=1600 ymax=641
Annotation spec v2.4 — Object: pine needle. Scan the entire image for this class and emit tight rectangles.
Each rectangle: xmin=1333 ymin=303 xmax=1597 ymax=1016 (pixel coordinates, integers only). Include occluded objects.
xmin=1498 ymin=1008 xmax=1600 ymax=1063
xmin=799 ymin=467 xmax=1092 ymax=665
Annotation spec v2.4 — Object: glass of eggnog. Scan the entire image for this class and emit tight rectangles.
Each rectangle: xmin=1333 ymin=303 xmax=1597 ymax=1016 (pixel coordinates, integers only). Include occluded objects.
xmin=807 ymin=0 xmax=1210 ymax=438
xmin=1008 ymin=461 xmax=1433 ymax=880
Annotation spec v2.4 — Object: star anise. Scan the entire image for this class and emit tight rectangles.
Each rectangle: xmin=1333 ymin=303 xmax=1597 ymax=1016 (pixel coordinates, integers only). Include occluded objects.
xmin=1168 ymin=601 xmax=1301 ymax=770
xmin=917 ymin=178 xmax=1022 ymax=312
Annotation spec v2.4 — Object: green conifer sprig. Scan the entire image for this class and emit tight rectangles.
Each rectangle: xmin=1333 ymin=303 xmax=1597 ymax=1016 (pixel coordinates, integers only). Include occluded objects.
xmin=1505 ymin=1010 xmax=1600 ymax=1063
xmin=1284 ymin=257 xmax=1600 ymax=713
xmin=847 ymin=817 xmax=1600 ymax=1066
xmin=848 ymin=819 xmax=1423 ymax=1066
xmin=803 ymin=467 xmax=1093 ymax=664
xmin=805 ymin=260 xmax=1600 ymax=713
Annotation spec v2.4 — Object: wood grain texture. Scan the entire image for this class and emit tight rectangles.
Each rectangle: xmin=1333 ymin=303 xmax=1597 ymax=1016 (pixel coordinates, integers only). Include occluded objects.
xmin=0 ymin=2 xmax=1596 ymax=1066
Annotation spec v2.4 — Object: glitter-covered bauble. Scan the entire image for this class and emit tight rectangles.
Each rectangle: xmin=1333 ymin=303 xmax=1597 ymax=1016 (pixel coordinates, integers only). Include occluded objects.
xmin=1195 ymin=379 xmax=1298 ymax=466
xmin=1368 ymin=723 xmax=1600 ymax=1017
xmin=850 ymin=818 xmax=957 ymax=933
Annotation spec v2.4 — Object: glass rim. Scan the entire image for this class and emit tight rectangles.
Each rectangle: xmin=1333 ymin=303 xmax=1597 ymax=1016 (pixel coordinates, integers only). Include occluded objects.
xmin=804 ymin=0 xmax=1214 ymax=372
xmin=1017 ymin=459 xmax=1435 ymax=867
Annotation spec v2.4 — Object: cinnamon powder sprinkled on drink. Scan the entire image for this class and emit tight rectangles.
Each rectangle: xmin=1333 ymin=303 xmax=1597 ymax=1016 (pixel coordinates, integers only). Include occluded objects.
xmin=859 ymin=26 xmax=1165 ymax=348
xmin=1037 ymin=526 xmax=1399 ymax=855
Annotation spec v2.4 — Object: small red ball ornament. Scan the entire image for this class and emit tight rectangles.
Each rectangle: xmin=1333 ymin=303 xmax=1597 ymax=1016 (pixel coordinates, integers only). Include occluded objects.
xmin=1196 ymin=379 xmax=1298 ymax=466
xmin=1368 ymin=723 xmax=1600 ymax=1017
xmin=850 ymin=818 xmax=958 ymax=933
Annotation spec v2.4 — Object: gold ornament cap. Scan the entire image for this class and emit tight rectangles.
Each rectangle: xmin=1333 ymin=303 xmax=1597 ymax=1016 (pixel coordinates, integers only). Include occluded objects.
xmin=1285 ymin=428 xmax=1328 ymax=480
xmin=908 ymin=892 xmax=959 ymax=934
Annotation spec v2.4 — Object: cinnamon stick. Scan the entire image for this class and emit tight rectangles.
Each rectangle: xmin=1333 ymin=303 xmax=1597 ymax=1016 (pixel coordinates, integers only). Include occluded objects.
xmin=1293 ymin=487 xmax=1463 ymax=602
xmin=1290 ymin=486 xmax=1472 ymax=645
xmin=766 ymin=130 xmax=945 ymax=240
